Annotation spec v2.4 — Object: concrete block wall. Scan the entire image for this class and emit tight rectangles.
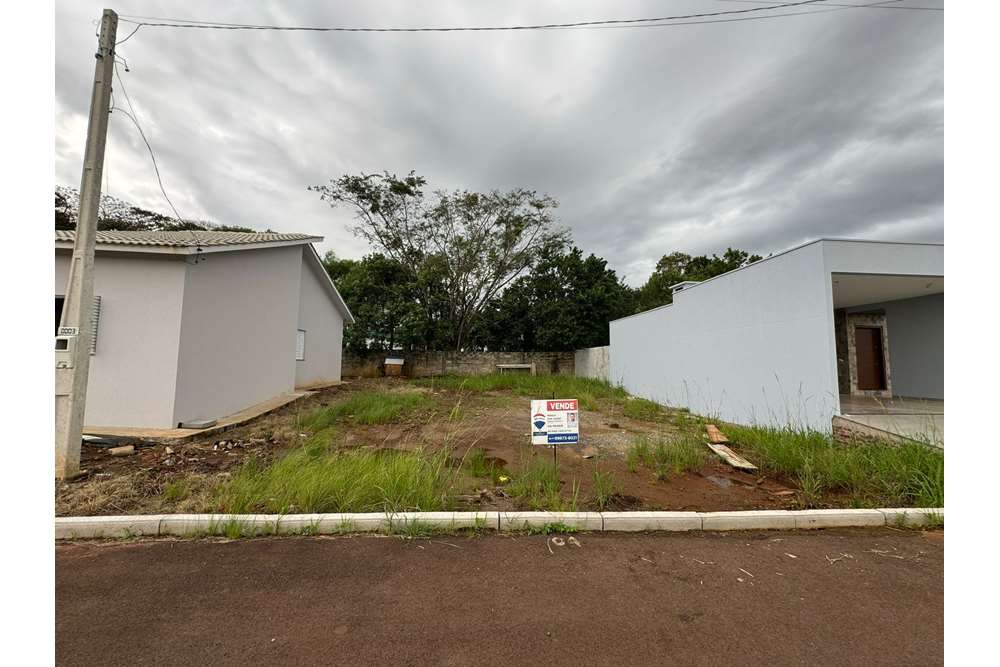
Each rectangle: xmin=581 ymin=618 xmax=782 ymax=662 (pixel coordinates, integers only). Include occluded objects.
xmin=342 ymin=350 xmax=576 ymax=378
xmin=574 ymin=346 xmax=610 ymax=381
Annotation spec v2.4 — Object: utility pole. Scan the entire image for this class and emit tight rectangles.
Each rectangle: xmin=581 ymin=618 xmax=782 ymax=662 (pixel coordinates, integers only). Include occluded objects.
xmin=55 ymin=9 xmax=117 ymax=479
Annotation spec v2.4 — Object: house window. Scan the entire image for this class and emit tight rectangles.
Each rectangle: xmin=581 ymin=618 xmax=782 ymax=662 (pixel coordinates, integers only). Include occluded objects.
xmin=55 ymin=295 xmax=101 ymax=355
xmin=296 ymin=329 xmax=306 ymax=361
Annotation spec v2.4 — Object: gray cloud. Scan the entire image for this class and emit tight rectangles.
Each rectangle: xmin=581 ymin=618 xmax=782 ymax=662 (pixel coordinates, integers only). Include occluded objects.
xmin=55 ymin=0 xmax=943 ymax=284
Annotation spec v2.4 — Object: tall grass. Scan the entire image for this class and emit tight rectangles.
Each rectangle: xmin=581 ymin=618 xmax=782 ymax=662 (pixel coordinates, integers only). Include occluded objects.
xmin=591 ymin=466 xmax=620 ymax=511
xmin=417 ymin=374 xmax=626 ymax=401
xmin=507 ymin=458 xmax=579 ymax=511
xmin=216 ymin=444 xmax=455 ymax=514
xmin=627 ymin=434 xmax=708 ymax=479
xmin=728 ymin=424 xmax=944 ymax=507
xmin=461 ymin=447 xmax=505 ymax=483
xmin=298 ymin=391 xmax=432 ymax=429
xmin=622 ymin=398 xmax=665 ymax=422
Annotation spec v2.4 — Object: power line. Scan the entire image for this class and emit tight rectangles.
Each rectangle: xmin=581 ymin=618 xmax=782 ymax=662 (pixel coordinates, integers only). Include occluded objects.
xmin=111 ymin=63 xmax=187 ymax=224
xmin=116 ymin=1 xmax=834 ymax=34
xmin=719 ymin=0 xmax=942 ymax=10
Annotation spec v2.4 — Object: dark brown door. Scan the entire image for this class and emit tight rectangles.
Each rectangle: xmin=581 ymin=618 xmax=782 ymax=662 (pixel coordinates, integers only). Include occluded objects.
xmin=854 ymin=327 xmax=886 ymax=390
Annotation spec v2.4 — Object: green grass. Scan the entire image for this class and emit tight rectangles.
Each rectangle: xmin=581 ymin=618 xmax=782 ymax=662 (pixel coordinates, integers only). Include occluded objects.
xmin=627 ymin=434 xmax=709 ymax=480
xmin=461 ymin=447 xmax=506 ymax=483
xmin=522 ymin=522 xmax=577 ymax=535
xmin=298 ymin=391 xmax=432 ymax=429
xmin=727 ymin=424 xmax=944 ymax=508
xmin=161 ymin=479 xmax=190 ymax=502
xmin=216 ymin=444 xmax=456 ymax=514
xmin=507 ymin=458 xmax=580 ymax=511
xmin=591 ymin=466 xmax=619 ymax=511
xmin=622 ymin=398 xmax=666 ymax=422
xmin=416 ymin=374 xmax=626 ymax=401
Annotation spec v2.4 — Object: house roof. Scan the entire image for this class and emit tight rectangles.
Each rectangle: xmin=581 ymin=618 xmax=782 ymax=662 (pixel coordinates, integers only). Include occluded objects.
xmin=55 ymin=230 xmax=322 ymax=251
xmin=56 ymin=229 xmax=355 ymax=324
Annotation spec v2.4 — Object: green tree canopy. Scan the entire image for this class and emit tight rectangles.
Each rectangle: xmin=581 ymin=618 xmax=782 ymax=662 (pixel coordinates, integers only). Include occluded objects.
xmin=311 ymin=171 xmax=568 ymax=350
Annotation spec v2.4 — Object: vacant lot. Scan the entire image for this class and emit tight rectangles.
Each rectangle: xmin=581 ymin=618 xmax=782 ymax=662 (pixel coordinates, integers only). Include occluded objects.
xmin=56 ymin=375 xmax=944 ymax=516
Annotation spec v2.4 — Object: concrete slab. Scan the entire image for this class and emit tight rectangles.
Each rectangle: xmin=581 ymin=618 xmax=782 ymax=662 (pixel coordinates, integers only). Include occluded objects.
xmin=83 ymin=391 xmax=313 ymax=444
xmin=836 ymin=413 xmax=944 ymax=448
xmin=701 ymin=510 xmax=797 ymax=531
xmin=601 ymin=512 xmax=702 ymax=532
xmin=498 ymin=511 xmax=603 ymax=532
xmin=794 ymin=509 xmax=886 ymax=529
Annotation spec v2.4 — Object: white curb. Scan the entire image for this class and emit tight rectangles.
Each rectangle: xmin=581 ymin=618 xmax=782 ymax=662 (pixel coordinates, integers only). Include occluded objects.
xmin=498 ymin=511 xmax=603 ymax=532
xmin=879 ymin=507 xmax=943 ymax=528
xmin=54 ymin=508 xmax=943 ymax=539
xmin=601 ymin=511 xmax=702 ymax=532
xmin=702 ymin=510 xmax=797 ymax=531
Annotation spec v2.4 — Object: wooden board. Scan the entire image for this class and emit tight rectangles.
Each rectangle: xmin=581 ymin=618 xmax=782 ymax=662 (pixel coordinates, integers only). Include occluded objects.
xmin=706 ymin=442 xmax=758 ymax=472
xmin=706 ymin=424 xmax=730 ymax=444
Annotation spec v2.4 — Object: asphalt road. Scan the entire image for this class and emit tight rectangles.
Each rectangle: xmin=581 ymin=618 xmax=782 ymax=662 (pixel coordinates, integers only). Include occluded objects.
xmin=56 ymin=528 xmax=943 ymax=666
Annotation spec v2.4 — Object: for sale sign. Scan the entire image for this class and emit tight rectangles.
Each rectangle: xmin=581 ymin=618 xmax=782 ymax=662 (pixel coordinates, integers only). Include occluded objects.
xmin=530 ymin=399 xmax=579 ymax=445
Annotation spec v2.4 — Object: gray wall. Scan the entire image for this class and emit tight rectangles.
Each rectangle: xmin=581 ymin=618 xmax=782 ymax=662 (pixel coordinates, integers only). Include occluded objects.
xmin=295 ymin=248 xmax=345 ymax=388
xmin=55 ymin=251 xmax=186 ymax=427
xmin=173 ymin=245 xmax=302 ymax=425
xmin=575 ymin=346 xmax=610 ymax=381
xmin=847 ymin=293 xmax=943 ymax=400
xmin=342 ymin=350 xmax=575 ymax=378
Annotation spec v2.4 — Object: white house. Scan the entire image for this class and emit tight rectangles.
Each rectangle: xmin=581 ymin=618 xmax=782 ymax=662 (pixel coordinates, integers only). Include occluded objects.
xmin=55 ymin=230 xmax=354 ymax=429
xmin=610 ymin=239 xmax=943 ymax=441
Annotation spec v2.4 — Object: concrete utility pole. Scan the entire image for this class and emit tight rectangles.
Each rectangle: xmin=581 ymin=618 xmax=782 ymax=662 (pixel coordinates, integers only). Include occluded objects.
xmin=55 ymin=9 xmax=118 ymax=479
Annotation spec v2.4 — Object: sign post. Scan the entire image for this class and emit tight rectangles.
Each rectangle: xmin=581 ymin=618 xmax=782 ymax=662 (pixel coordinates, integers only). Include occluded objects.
xmin=530 ymin=398 xmax=579 ymax=469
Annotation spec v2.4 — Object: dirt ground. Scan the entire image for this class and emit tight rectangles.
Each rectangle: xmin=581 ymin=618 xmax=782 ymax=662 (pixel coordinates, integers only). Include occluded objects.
xmin=56 ymin=378 xmax=806 ymax=516
xmin=55 ymin=528 xmax=944 ymax=666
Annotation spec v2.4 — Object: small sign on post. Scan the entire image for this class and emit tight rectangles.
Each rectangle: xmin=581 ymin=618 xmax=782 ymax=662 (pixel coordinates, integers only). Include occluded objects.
xmin=530 ymin=399 xmax=579 ymax=445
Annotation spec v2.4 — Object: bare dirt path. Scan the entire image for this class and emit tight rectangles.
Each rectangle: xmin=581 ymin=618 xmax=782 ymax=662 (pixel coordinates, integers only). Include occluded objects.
xmin=56 ymin=528 xmax=942 ymax=666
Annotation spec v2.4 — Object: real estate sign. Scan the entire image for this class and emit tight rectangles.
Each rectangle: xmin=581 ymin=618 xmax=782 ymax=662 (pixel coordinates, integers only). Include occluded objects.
xmin=530 ymin=399 xmax=579 ymax=445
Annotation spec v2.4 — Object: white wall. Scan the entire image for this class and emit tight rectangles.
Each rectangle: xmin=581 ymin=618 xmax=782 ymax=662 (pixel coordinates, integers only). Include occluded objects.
xmin=172 ymin=245 xmax=302 ymax=425
xmin=55 ymin=251 xmax=186 ymax=427
xmin=575 ymin=346 xmax=610 ymax=382
xmin=610 ymin=241 xmax=839 ymax=430
xmin=295 ymin=249 xmax=345 ymax=388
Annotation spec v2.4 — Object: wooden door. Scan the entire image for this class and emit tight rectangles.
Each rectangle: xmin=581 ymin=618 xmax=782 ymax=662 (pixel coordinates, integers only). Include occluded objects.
xmin=854 ymin=327 xmax=886 ymax=390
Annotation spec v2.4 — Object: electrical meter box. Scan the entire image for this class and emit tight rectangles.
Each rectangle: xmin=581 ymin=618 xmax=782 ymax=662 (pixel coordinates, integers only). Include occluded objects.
xmin=55 ymin=335 xmax=77 ymax=369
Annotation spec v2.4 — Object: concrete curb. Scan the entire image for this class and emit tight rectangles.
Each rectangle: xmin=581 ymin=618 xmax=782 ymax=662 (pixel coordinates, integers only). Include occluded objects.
xmin=54 ymin=508 xmax=943 ymax=540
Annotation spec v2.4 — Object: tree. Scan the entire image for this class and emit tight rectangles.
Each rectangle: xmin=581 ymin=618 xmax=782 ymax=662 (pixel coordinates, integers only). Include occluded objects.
xmin=636 ymin=247 xmax=763 ymax=311
xmin=54 ymin=185 xmax=254 ymax=233
xmin=474 ymin=243 xmax=636 ymax=351
xmin=311 ymin=171 xmax=568 ymax=350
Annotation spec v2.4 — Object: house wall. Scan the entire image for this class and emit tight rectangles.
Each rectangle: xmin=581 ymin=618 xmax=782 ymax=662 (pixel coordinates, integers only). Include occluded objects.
xmin=55 ymin=251 xmax=186 ymax=427
xmin=172 ymin=245 xmax=302 ymax=425
xmin=846 ymin=293 xmax=943 ymax=399
xmin=295 ymin=249 xmax=345 ymax=388
xmin=610 ymin=241 xmax=839 ymax=430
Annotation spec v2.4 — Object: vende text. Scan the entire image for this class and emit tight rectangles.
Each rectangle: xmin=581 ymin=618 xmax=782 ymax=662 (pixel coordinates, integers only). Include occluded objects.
xmin=547 ymin=400 xmax=578 ymax=411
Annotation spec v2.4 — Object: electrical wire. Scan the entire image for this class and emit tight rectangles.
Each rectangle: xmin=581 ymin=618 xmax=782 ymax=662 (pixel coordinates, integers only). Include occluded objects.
xmin=719 ymin=0 xmax=941 ymax=10
xmin=116 ymin=0 xmax=834 ymax=33
xmin=111 ymin=63 xmax=187 ymax=225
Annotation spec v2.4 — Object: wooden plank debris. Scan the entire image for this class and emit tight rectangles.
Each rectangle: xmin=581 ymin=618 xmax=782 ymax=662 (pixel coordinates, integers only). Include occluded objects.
xmin=705 ymin=443 xmax=758 ymax=472
xmin=706 ymin=424 xmax=730 ymax=444
xmin=704 ymin=424 xmax=757 ymax=472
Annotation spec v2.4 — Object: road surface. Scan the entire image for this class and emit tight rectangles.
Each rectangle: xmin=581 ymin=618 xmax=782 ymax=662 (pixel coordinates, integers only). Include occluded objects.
xmin=56 ymin=528 xmax=942 ymax=666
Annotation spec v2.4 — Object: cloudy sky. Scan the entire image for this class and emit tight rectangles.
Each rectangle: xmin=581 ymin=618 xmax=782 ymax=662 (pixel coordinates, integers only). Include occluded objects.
xmin=54 ymin=1 xmax=943 ymax=285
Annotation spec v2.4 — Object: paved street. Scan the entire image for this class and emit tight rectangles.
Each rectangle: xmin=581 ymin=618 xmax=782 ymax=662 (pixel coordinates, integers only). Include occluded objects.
xmin=56 ymin=528 xmax=942 ymax=666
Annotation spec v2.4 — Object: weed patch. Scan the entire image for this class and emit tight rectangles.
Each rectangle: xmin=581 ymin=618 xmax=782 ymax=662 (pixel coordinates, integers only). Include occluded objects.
xmin=728 ymin=425 xmax=944 ymax=507
xmin=417 ymin=374 xmax=626 ymax=401
xmin=216 ymin=445 xmax=455 ymax=514
xmin=298 ymin=391 xmax=432 ymax=428
xmin=507 ymin=459 xmax=579 ymax=511
xmin=627 ymin=434 xmax=708 ymax=480
xmin=623 ymin=398 xmax=665 ymax=422
xmin=591 ymin=466 xmax=620 ymax=511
